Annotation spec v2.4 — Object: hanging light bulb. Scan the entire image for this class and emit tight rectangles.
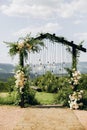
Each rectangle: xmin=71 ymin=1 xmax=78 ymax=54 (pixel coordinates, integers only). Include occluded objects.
xmin=52 ymin=70 xmax=53 ymax=73
xmin=39 ymin=59 xmax=41 ymax=62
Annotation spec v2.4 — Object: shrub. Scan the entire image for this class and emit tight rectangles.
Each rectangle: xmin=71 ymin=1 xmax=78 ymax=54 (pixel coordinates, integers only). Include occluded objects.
xmin=0 ymin=81 xmax=9 ymax=92
xmin=14 ymin=86 xmax=39 ymax=107
xmin=7 ymin=77 xmax=15 ymax=92
xmin=24 ymin=88 xmax=39 ymax=106
xmin=0 ymin=77 xmax=15 ymax=92
xmin=79 ymin=74 xmax=87 ymax=90
xmin=32 ymin=71 xmax=68 ymax=93
xmin=54 ymin=87 xmax=73 ymax=106
xmin=82 ymin=90 xmax=87 ymax=109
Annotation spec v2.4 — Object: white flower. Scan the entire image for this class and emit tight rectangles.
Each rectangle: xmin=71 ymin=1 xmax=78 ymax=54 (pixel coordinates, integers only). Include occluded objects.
xmin=14 ymin=69 xmax=27 ymax=89
xmin=74 ymin=103 xmax=79 ymax=110
xmin=80 ymin=90 xmax=84 ymax=94
xmin=69 ymin=90 xmax=83 ymax=110
xmin=72 ymin=68 xmax=75 ymax=71
xmin=20 ymin=86 xmax=24 ymax=94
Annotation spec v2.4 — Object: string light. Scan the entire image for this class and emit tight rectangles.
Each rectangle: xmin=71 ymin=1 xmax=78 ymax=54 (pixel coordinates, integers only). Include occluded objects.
xmin=28 ymin=39 xmax=71 ymax=76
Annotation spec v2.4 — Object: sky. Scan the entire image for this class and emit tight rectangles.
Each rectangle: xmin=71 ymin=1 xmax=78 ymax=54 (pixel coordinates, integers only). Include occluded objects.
xmin=0 ymin=0 xmax=87 ymax=65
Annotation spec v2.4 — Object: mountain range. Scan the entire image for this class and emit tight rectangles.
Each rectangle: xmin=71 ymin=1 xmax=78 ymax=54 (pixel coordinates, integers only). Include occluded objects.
xmin=0 ymin=62 xmax=87 ymax=80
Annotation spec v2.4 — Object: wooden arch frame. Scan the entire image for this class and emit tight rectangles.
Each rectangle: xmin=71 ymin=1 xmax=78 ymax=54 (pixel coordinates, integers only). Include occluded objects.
xmin=34 ymin=33 xmax=86 ymax=70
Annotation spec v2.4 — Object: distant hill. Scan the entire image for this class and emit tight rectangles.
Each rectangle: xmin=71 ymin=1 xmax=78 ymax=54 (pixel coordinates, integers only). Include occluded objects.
xmin=29 ymin=62 xmax=87 ymax=75
xmin=77 ymin=62 xmax=87 ymax=73
xmin=0 ymin=63 xmax=14 ymax=73
xmin=0 ymin=63 xmax=14 ymax=81
xmin=0 ymin=72 xmax=14 ymax=81
xmin=0 ymin=62 xmax=87 ymax=80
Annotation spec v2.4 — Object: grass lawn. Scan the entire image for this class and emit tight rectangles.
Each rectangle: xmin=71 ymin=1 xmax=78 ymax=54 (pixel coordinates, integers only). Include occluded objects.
xmin=0 ymin=92 xmax=9 ymax=97
xmin=35 ymin=92 xmax=56 ymax=105
xmin=0 ymin=92 xmax=56 ymax=105
xmin=0 ymin=92 xmax=16 ymax=105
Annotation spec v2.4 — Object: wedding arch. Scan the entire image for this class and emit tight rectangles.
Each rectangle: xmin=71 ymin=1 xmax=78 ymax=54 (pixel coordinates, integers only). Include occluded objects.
xmin=5 ymin=32 xmax=86 ymax=107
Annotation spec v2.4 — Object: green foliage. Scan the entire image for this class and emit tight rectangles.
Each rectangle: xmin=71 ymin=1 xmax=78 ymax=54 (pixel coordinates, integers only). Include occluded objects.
xmin=79 ymin=74 xmax=87 ymax=90
xmin=14 ymin=81 xmax=38 ymax=107
xmin=54 ymin=73 xmax=87 ymax=107
xmin=0 ymin=87 xmax=38 ymax=106
xmin=0 ymin=77 xmax=15 ymax=92
xmin=0 ymin=81 xmax=9 ymax=92
xmin=55 ymin=87 xmax=73 ymax=106
xmin=23 ymin=86 xmax=38 ymax=106
xmin=33 ymin=72 xmax=57 ymax=93
xmin=33 ymin=71 xmax=68 ymax=93
xmin=82 ymin=90 xmax=87 ymax=109
xmin=0 ymin=72 xmax=87 ymax=108
xmin=5 ymin=34 xmax=45 ymax=61
xmin=7 ymin=77 xmax=15 ymax=92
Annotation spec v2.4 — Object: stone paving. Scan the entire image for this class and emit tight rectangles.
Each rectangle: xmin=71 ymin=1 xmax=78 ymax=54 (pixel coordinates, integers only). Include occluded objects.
xmin=14 ymin=108 xmax=85 ymax=130
xmin=0 ymin=106 xmax=86 ymax=130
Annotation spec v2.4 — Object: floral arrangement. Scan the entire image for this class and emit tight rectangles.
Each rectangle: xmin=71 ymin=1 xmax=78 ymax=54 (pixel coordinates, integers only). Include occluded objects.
xmin=68 ymin=90 xmax=83 ymax=109
xmin=14 ymin=69 xmax=27 ymax=93
xmin=68 ymin=68 xmax=84 ymax=109
xmin=69 ymin=68 xmax=81 ymax=90
xmin=16 ymin=41 xmax=32 ymax=52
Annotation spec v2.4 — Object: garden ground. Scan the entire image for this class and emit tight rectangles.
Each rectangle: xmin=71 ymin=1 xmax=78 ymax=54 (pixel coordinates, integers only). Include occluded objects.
xmin=0 ymin=105 xmax=87 ymax=130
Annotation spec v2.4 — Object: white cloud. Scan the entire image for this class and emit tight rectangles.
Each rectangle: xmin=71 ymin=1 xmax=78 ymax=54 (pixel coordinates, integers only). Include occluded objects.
xmin=0 ymin=0 xmax=61 ymax=18
xmin=13 ymin=22 xmax=62 ymax=37
xmin=74 ymin=32 xmax=87 ymax=41
xmin=58 ymin=0 xmax=87 ymax=18
xmin=74 ymin=32 xmax=87 ymax=48
xmin=73 ymin=20 xmax=83 ymax=24
xmin=1 ymin=0 xmax=87 ymax=18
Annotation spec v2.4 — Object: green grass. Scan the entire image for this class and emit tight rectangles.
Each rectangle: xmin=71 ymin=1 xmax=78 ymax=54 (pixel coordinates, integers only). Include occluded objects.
xmin=35 ymin=92 xmax=56 ymax=105
xmin=0 ymin=92 xmax=17 ymax=105
xmin=0 ymin=92 xmax=57 ymax=105
xmin=0 ymin=92 xmax=9 ymax=97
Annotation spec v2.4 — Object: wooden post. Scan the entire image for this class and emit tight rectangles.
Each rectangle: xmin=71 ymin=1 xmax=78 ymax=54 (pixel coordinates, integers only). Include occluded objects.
xmin=19 ymin=52 xmax=24 ymax=108
xmin=72 ymin=46 xmax=77 ymax=70
xmin=19 ymin=52 xmax=24 ymax=67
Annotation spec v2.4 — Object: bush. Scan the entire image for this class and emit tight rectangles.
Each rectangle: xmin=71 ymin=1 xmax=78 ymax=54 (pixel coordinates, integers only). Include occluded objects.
xmin=82 ymin=90 xmax=87 ymax=109
xmin=0 ymin=77 xmax=15 ymax=92
xmin=7 ymin=77 xmax=15 ymax=92
xmin=32 ymin=71 xmax=68 ymax=93
xmin=0 ymin=81 xmax=9 ymax=92
xmin=24 ymin=88 xmax=39 ymax=106
xmin=14 ymin=82 xmax=39 ymax=107
xmin=54 ymin=87 xmax=73 ymax=106
xmin=79 ymin=74 xmax=87 ymax=90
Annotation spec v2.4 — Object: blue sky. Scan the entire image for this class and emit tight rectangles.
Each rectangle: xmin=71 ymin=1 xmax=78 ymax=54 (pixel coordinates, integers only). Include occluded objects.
xmin=0 ymin=0 xmax=87 ymax=65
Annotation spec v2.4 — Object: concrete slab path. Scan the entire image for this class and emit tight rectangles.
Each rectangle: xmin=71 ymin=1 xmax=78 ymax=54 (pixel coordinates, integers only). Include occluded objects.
xmin=0 ymin=106 xmax=86 ymax=130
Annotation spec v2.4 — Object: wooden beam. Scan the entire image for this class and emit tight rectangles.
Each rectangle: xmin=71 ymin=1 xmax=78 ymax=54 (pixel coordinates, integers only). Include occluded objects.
xmin=35 ymin=33 xmax=86 ymax=52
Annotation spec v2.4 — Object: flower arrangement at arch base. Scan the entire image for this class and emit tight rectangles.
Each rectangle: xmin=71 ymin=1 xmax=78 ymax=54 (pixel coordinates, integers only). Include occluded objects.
xmin=14 ymin=67 xmax=26 ymax=107
xmin=14 ymin=66 xmax=37 ymax=107
xmin=68 ymin=68 xmax=84 ymax=110
xmin=14 ymin=68 xmax=27 ymax=94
